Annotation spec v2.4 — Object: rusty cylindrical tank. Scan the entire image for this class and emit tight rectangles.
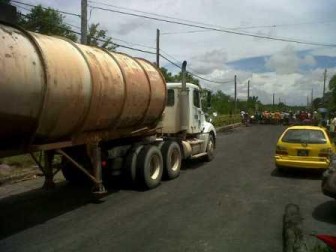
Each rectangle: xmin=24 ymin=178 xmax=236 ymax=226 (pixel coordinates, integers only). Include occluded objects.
xmin=0 ymin=23 xmax=166 ymax=152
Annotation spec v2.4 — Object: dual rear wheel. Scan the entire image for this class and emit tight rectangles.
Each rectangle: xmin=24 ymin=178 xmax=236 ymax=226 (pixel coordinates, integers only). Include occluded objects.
xmin=61 ymin=140 xmax=184 ymax=190
xmin=125 ymin=141 xmax=182 ymax=189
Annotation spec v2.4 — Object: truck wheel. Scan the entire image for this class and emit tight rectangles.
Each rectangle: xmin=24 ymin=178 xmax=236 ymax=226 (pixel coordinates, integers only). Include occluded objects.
xmin=137 ymin=145 xmax=163 ymax=189
xmin=161 ymin=141 xmax=181 ymax=180
xmin=205 ymin=134 xmax=215 ymax=162
xmin=61 ymin=148 xmax=92 ymax=185
xmin=124 ymin=145 xmax=144 ymax=186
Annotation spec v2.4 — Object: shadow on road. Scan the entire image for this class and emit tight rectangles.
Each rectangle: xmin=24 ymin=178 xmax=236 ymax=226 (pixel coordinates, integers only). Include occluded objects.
xmin=181 ymin=159 xmax=207 ymax=170
xmin=0 ymin=181 xmax=121 ymax=240
xmin=271 ymin=167 xmax=324 ymax=180
xmin=312 ymin=200 xmax=336 ymax=225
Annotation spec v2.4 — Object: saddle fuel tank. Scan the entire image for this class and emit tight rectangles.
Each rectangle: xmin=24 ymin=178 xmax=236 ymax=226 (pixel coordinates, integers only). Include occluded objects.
xmin=0 ymin=23 xmax=166 ymax=154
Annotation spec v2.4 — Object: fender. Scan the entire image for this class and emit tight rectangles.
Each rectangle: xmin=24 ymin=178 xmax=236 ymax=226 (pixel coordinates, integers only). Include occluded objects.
xmin=203 ymin=121 xmax=217 ymax=137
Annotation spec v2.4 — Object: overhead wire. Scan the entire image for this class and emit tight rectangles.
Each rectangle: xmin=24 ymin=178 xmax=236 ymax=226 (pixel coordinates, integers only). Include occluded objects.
xmin=12 ymin=0 xmax=336 ymax=47
xmin=89 ymin=0 xmax=336 ymax=31
xmin=160 ymin=54 xmax=233 ymax=84
xmin=11 ymin=0 xmax=81 ymax=18
xmin=88 ymin=0 xmax=232 ymax=30
xmin=11 ymin=1 xmax=241 ymax=84
xmin=87 ymin=4 xmax=336 ymax=47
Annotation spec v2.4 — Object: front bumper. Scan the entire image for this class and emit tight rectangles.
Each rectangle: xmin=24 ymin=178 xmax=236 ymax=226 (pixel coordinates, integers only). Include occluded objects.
xmin=275 ymin=155 xmax=330 ymax=169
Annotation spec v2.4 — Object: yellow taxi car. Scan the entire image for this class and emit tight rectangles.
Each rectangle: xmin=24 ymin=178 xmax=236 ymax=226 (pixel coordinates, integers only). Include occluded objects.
xmin=275 ymin=125 xmax=335 ymax=170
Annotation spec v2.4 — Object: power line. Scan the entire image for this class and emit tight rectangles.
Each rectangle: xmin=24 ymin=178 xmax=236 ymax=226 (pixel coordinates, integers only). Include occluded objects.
xmin=16 ymin=12 xmax=228 ymax=84
xmin=15 ymin=5 xmax=82 ymax=32
xmin=88 ymin=0 xmax=233 ymax=30
xmin=13 ymin=2 xmax=157 ymax=54
xmin=88 ymin=4 xmax=336 ymax=47
xmin=160 ymin=54 xmax=232 ymax=84
xmin=162 ymin=30 xmax=215 ymax=35
xmin=12 ymin=1 xmax=257 ymax=85
xmin=11 ymin=0 xmax=81 ymax=18
xmin=160 ymin=49 xmax=216 ymax=78
xmin=89 ymin=0 xmax=336 ymax=32
xmin=11 ymin=3 xmax=31 ymax=12
xmin=16 ymin=11 xmax=156 ymax=55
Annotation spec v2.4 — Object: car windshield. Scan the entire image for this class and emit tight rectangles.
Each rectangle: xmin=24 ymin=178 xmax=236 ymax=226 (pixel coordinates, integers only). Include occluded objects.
xmin=282 ymin=129 xmax=327 ymax=144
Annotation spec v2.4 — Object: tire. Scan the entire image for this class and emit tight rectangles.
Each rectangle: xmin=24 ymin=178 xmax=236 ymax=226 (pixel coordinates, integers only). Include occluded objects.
xmin=161 ymin=141 xmax=182 ymax=180
xmin=123 ymin=145 xmax=144 ymax=186
xmin=61 ymin=148 xmax=92 ymax=185
xmin=136 ymin=145 xmax=163 ymax=189
xmin=205 ymin=134 xmax=215 ymax=162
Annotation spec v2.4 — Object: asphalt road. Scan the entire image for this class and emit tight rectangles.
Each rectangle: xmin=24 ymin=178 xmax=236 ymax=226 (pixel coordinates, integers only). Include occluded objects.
xmin=0 ymin=125 xmax=335 ymax=252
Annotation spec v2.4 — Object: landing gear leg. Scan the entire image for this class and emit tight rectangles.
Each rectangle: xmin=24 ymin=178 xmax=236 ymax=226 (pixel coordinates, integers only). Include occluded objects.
xmin=43 ymin=150 xmax=56 ymax=189
xmin=87 ymin=143 xmax=106 ymax=196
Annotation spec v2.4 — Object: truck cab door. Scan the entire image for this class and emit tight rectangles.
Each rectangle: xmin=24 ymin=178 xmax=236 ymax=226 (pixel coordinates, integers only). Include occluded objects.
xmin=191 ymin=88 xmax=202 ymax=133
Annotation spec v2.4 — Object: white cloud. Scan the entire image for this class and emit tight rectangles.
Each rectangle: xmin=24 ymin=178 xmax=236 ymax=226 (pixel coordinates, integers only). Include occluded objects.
xmin=311 ymin=47 xmax=336 ymax=57
xmin=265 ymin=46 xmax=300 ymax=74
xmin=189 ymin=49 xmax=227 ymax=75
xmin=28 ymin=0 xmax=336 ymax=105
xmin=116 ymin=19 xmax=152 ymax=35
xmin=301 ymin=55 xmax=316 ymax=66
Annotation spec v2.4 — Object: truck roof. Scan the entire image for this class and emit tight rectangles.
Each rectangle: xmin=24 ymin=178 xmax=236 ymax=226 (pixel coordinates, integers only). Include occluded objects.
xmin=166 ymin=82 xmax=200 ymax=90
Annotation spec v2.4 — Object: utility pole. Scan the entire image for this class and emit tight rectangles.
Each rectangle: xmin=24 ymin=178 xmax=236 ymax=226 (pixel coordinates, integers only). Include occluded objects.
xmin=272 ymin=93 xmax=275 ymax=107
xmin=322 ymin=68 xmax=327 ymax=105
xmin=156 ymin=29 xmax=160 ymax=67
xmin=247 ymin=80 xmax=250 ymax=101
xmin=81 ymin=0 xmax=87 ymax=45
xmin=234 ymin=75 xmax=237 ymax=113
xmin=311 ymin=88 xmax=314 ymax=109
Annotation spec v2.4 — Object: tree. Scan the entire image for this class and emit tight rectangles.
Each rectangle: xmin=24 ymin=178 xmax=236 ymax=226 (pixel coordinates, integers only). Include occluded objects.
xmin=87 ymin=23 xmax=117 ymax=51
xmin=159 ymin=67 xmax=200 ymax=85
xmin=210 ymin=90 xmax=233 ymax=114
xmin=18 ymin=5 xmax=77 ymax=42
xmin=328 ymin=74 xmax=336 ymax=104
xmin=159 ymin=67 xmax=175 ymax=82
xmin=172 ymin=71 xmax=200 ymax=85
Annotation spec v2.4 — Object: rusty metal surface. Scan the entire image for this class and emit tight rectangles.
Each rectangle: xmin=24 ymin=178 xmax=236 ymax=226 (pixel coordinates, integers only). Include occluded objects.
xmin=0 ymin=25 xmax=43 ymax=142
xmin=0 ymin=23 xmax=166 ymax=154
xmin=110 ymin=53 xmax=151 ymax=128
xmin=76 ymin=45 xmax=125 ymax=132
xmin=32 ymin=33 xmax=92 ymax=139
xmin=135 ymin=58 xmax=166 ymax=125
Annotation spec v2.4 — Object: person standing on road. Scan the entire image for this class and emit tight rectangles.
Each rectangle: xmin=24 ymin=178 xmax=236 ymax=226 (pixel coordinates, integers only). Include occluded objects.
xmin=330 ymin=115 xmax=336 ymax=137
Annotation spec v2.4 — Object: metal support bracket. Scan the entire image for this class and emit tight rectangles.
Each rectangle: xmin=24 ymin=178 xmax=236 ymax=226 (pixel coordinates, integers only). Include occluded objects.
xmin=42 ymin=150 xmax=56 ymax=189
xmin=87 ymin=142 xmax=107 ymax=196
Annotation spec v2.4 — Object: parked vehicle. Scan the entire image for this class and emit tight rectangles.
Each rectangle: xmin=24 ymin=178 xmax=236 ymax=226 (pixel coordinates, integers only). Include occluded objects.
xmin=274 ymin=126 xmax=334 ymax=171
xmin=0 ymin=23 xmax=216 ymax=195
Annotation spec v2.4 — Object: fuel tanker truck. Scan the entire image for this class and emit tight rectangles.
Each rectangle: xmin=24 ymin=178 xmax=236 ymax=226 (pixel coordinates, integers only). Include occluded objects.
xmin=0 ymin=22 xmax=216 ymax=195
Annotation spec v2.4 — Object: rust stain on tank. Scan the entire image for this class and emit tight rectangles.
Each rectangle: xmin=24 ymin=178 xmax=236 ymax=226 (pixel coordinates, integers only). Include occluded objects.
xmin=0 ymin=22 xmax=166 ymax=147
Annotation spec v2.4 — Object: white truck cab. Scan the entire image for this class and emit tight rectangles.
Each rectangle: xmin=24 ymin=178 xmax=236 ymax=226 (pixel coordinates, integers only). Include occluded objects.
xmin=160 ymin=82 xmax=216 ymax=160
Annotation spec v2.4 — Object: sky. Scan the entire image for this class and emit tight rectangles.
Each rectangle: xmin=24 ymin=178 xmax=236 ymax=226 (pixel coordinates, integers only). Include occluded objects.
xmin=12 ymin=0 xmax=336 ymax=105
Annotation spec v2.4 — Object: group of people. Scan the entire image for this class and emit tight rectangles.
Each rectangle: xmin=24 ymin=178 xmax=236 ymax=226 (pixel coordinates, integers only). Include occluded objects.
xmin=242 ymin=110 xmax=322 ymax=126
